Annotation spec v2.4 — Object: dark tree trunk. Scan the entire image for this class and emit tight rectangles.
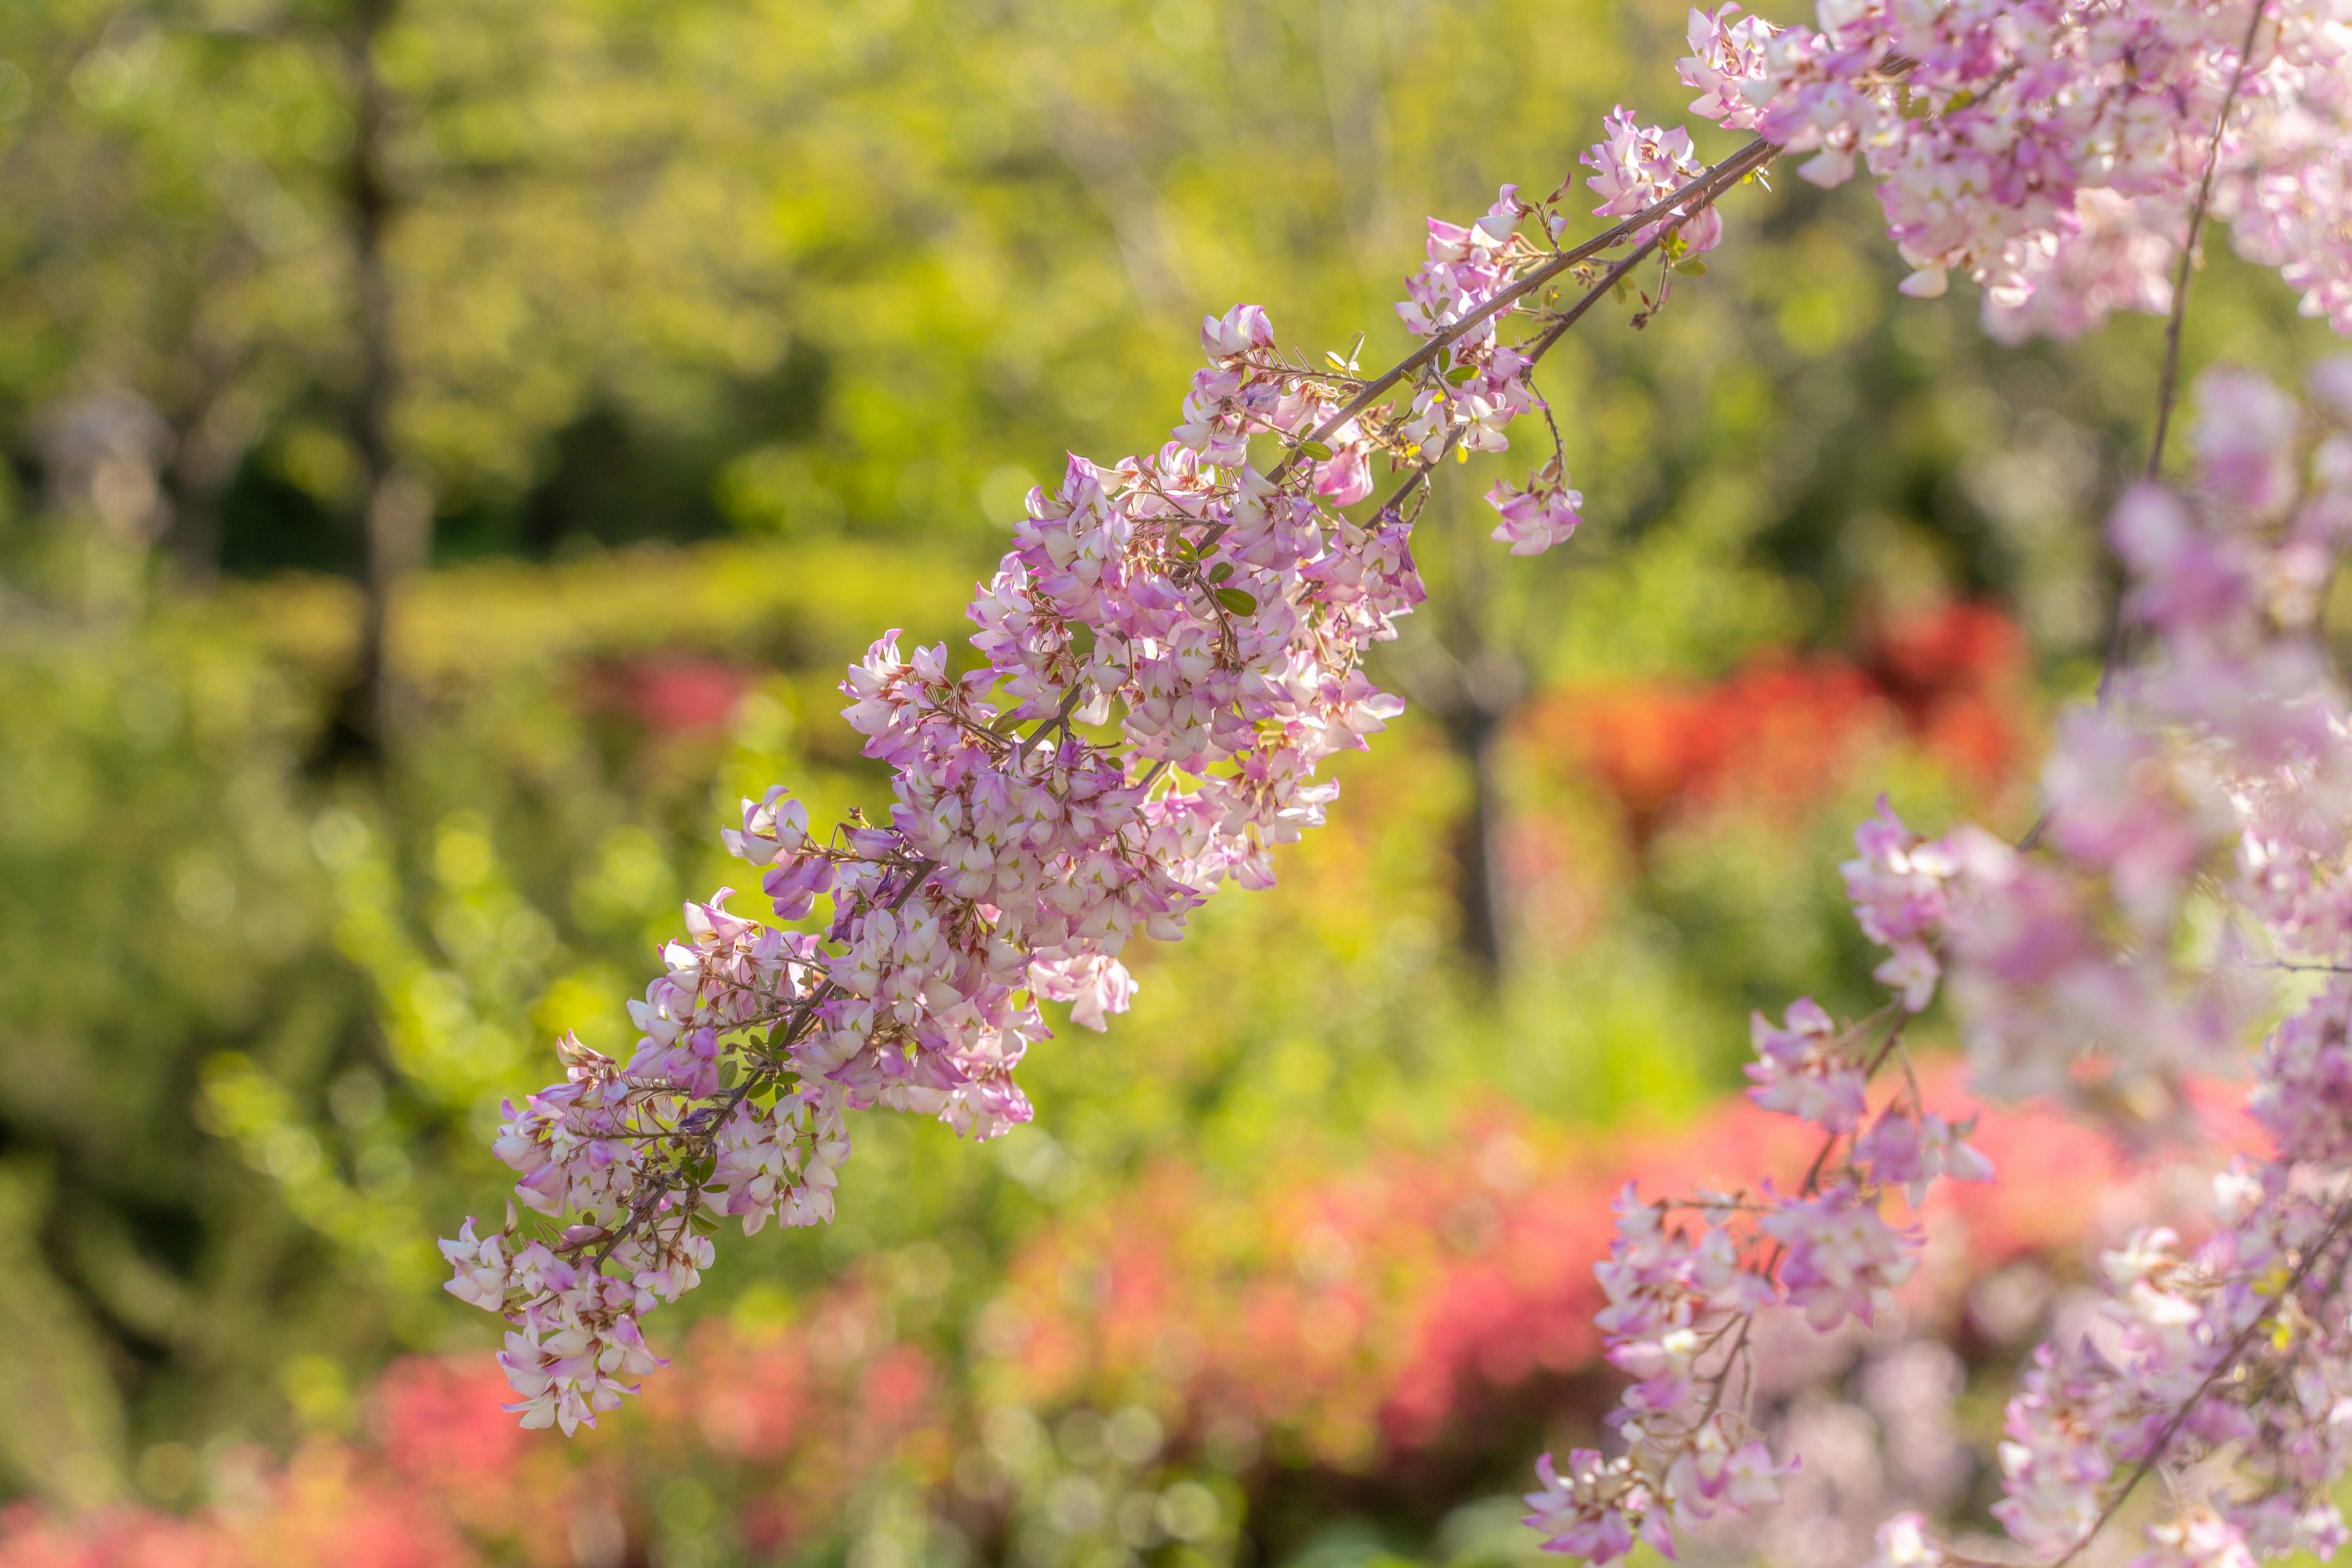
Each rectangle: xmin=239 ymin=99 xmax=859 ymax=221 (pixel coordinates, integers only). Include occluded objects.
xmin=1445 ymin=701 xmax=1511 ymax=974
xmin=1383 ymin=489 xmax=1529 ymax=982
xmin=322 ymin=0 xmax=424 ymax=767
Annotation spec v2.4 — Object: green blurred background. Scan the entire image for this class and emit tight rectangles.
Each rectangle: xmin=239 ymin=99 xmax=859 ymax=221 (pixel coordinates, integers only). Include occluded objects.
xmin=0 ymin=0 xmax=2334 ymax=1564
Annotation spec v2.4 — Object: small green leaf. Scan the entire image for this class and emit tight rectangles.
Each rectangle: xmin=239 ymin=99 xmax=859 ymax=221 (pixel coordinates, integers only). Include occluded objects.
xmin=1676 ymin=259 xmax=1708 ymax=276
xmin=1300 ymin=440 xmax=1333 ymax=461
xmin=1207 ymin=562 xmax=1234 ymax=583
xmin=1445 ymin=364 xmax=1480 ymax=384
xmin=1214 ymin=586 xmax=1259 ymax=616
xmin=1945 ymin=88 xmax=1975 ymax=112
xmin=1611 ymin=277 xmax=1630 ymax=303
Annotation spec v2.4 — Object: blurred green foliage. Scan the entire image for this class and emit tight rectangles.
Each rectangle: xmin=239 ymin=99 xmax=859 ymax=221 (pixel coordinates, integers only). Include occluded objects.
xmin=1 ymin=0 xmax=2347 ymax=1564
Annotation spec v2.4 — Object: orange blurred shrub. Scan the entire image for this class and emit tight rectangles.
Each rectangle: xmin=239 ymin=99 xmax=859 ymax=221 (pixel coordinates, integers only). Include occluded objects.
xmin=1523 ymin=603 xmax=2028 ymax=839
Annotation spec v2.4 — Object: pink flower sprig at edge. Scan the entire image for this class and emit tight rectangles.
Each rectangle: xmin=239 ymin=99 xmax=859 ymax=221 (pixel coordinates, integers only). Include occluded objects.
xmin=1537 ymin=365 xmax=2352 ymax=1568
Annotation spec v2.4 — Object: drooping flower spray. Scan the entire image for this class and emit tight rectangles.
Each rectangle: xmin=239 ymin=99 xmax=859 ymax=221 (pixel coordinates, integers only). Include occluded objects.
xmin=440 ymin=108 xmax=1761 ymax=1436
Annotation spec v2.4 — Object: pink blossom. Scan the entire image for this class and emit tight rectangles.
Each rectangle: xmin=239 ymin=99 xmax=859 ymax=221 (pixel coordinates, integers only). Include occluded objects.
xmin=1201 ymin=302 xmax=1275 ymax=362
xmin=1583 ymin=107 xmax=1724 ymax=254
xmin=1678 ymin=4 xmax=1776 ymax=131
xmin=1853 ymin=1109 xmax=1994 ymax=1206
xmin=2250 ymin=979 xmax=2352 ymax=1164
xmin=1760 ymin=1183 xmax=1918 ymax=1330
xmin=1525 ymin=1450 xmax=1646 ymax=1565
xmin=2193 ymin=368 xmax=2302 ymax=521
xmin=1485 ymin=467 xmax=1585 ymax=556
xmin=1746 ymin=997 xmax=1867 ymax=1131
xmin=1863 ymin=1513 xmax=1950 ymax=1568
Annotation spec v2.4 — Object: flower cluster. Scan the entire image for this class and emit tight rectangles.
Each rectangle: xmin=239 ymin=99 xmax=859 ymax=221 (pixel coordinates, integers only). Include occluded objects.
xmin=442 ymin=102 xmax=1774 ymax=1428
xmin=1992 ymin=1165 xmax=2352 ymax=1567
xmin=1583 ymin=108 xmax=1726 ymax=255
xmin=1678 ymin=0 xmax=2352 ymax=336
xmin=1526 ymin=809 xmax=1994 ymax=1564
xmin=1542 ymin=366 xmax=2352 ymax=1568
xmin=1842 ymin=802 xmax=1959 ymax=1012
xmin=1938 ymin=371 xmax=2352 ymax=1126
xmin=1946 ymin=378 xmax=2352 ymax=1561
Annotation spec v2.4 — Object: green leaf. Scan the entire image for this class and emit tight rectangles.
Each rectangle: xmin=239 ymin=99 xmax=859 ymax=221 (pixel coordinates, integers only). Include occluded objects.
xmin=1207 ymin=562 xmax=1234 ymax=583
xmin=1300 ymin=440 xmax=1333 ymax=461
xmin=1214 ymin=586 xmax=1259 ymax=616
xmin=1445 ymin=364 xmax=1480 ymax=384
xmin=1676 ymin=259 xmax=1708 ymax=277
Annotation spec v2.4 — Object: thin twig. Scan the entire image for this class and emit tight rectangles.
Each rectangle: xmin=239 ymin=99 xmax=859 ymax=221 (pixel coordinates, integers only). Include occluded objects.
xmin=1373 ymin=427 xmax=1465 ymax=521
xmin=579 ymin=850 xmax=944 ymax=1272
xmin=2100 ymin=0 xmax=2269 ymax=703
xmin=1518 ymin=143 xmax=1776 ymax=368
xmin=2050 ymin=1191 xmax=2352 ymax=1568
xmin=1021 ymin=682 xmax=1089 ymax=764
xmin=2146 ymin=0 xmax=2268 ymax=486
xmin=1269 ymin=137 xmax=1779 ymax=482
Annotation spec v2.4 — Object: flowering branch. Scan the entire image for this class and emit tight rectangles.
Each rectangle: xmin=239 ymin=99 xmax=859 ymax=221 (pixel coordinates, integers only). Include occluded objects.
xmin=439 ymin=84 xmax=1782 ymax=1433
xmin=1534 ymin=350 xmax=2352 ymax=1568
xmin=1281 ymin=134 xmax=1775 ymax=474
xmin=1507 ymin=1 xmax=2352 ymax=1564
xmin=2045 ymin=1194 xmax=2352 ymax=1568
xmin=438 ymin=31 xmax=2352 ymax=1568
